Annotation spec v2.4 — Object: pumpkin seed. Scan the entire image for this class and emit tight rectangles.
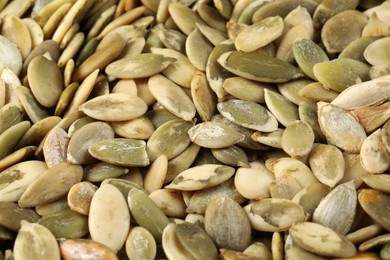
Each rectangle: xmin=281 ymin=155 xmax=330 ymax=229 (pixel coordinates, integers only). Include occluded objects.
xmin=60 ymin=239 xmax=118 ymax=260
xmin=186 ymin=28 xmax=213 ymax=71
xmin=211 ymin=145 xmax=249 ymax=168
xmin=0 ymin=35 xmax=22 ymax=75
xmin=149 ymin=189 xmax=186 ymax=218
xmin=346 ymin=224 xmax=384 ymax=245
xmin=360 ymin=128 xmax=390 ymax=173
xmin=359 ymin=234 xmax=390 ymax=252
xmin=126 ymin=226 xmax=156 ymax=260
xmin=358 ymin=189 xmax=390 ymax=232
xmin=14 ymin=221 xmax=60 ymax=260
xmin=292 ymin=182 xmax=331 ymax=217
xmin=162 ymin=223 xmax=195 ymax=260
xmin=43 ymin=127 xmax=69 ymax=168
xmin=0 ymin=202 xmax=40 ymax=232
xmin=89 ymin=138 xmax=149 ymax=167
xmin=168 ymin=2 xmax=205 ymax=36
xmin=289 ymin=222 xmax=357 ymax=258
xmin=281 ymin=120 xmax=315 ymax=158
xmin=67 ymin=181 xmax=97 ymax=215
xmin=0 ymin=121 xmax=30 ymax=160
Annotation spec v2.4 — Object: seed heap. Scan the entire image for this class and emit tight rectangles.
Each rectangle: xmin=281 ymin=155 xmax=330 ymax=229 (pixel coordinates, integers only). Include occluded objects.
xmin=0 ymin=0 xmax=389 ymax=259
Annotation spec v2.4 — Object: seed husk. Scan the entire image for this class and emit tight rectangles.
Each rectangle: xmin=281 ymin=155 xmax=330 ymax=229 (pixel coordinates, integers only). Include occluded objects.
xmin=14 ymin=221 xmax=60 ymax=260
xmin=43 ymin=127 xmax=69 ymax=168
xmin=264 ymin=89 xmax=299 ymax=127
xmin=244 ymin=198 xmax=306 ymax=232
xmin=289 ymin=222 xmax=357 ymax=258
xmin=360 ymin=128 xmax=390 ymax=174
xmin=217 ymin=51 xmax=304 ymax=83
xmin=89 ymin=138 xmax=149 ymax=167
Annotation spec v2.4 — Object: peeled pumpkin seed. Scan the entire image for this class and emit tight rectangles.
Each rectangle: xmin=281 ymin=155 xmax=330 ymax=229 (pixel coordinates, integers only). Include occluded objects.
xmin=60 ymin=239 xmax=118 ymax=260
xmin=146 ymin=119 xmax=193 ymax=162
xmin=0 ymin=146 xmax=37 ymax=173
xmin=168 ymin=2 xmax=205 ymax=36
xmin=38 ymin=209 xmax=88 ymax=239
xmin=222 ymin=76 xmax=267 ymax=103
xmin=162 ymin=223 xmax=196 ymax=260
xmin=318 ymin=103 xmax=367 ymax=153
xmin=166 ymin=163 xmax=235 ymax=191
xmin=43 ymin=127 xmax=69 ymax=168
xmin=313 ymin=0 xmax=359 ymax=28
xmin=313 ymin=58 xmax=370 ymax=93
xmin=289 ymin=222 xmax=356 ymax=258
xmin=308 ymin=144 xmax=345 ymax=188
xmin=0 ymin=35 xmax=22 ymax=75
xmin=235 ymin=16 xmax=284 ymax=52
xmin=346 ymin=224 xmax=384 ymax=245
xmin=251 ymin=128 xmax=283 ymax=148
xmin=127 ymin=187 xmax=170 ymax=244
xmin=339 ymin=36 xmax=381 ymax=62
xmin=0 ymin=121 xmax=30 ymax=160
xmin=149 ymin=189 xmax=186 ymax=218
xmin=362 ymin=174 xmax=390 ymax=193
xmin=358 ymin=189 xmax=390 ymax=232
xmin=1 ymin=15 xmax=31 ymax=60
xmin=89 ymin=138 xmax=149 ymax=167
xmin=89 ymin=184 xmax=130 ymax=253
xmin=84 ymin=162 xmax=129 ymax=183
xmin=244 ymin=198 xmax=306 ymax=232
xmin=186 ymin=28 xmax=213 ymax=71
xmin=234 ymin=160 xmax=274 ymax=200
xmin=148 ymin=74 xmax=196 ymax=121
xmin=205 ymin=196 xmax=251 ymax=251
xmin=292 ymin=182 xmax=331 ymax=217
xmin=364 ymin=37 xmax=390 ymax=66
xmin=281 ymin=120 xmax=314 ymax=158
xmin=359 ymin=234 xmax=390 ymax=252
xmin=0 ymin=105 xmax=24 ymax=135
xmin=15 ymin=86 xmax=50 ymax=124
xmin=264 ymin=89 xmax=299 ymax=127
xmin=13 ymin=221 xmax=60 ymax=260
xmin=217 ymin=51 xmax=304 ymax=83
xmin=188 ymin=121 xmax=245 ymax=149
xmin=196 ymin=23 xmax=227 ymax=46
xmin=125 ymin=226 xmax=156 ymax=260
xmin=312 ymin=181 xmax=357 ymax=235
xmin=299 ymin=82 xmax=339 ymax=103
xmin=67 ymin=121 xmax=115 ymax=164
xmin=0 ymin=202 xmax=40 ymax=231
xmin=217 ymin=99 xmax=278 ymax=132
xmin=211 ymin=145 xmax=249 ymax=168
xmin=197 ymin=2 xmax=227 ymax=32
xmin=18 ymin=162 xmax=83 ymax=208
xmin=191 ymin=70 xmax=217 ymax=122
xmin=144 ymin=155 xmax=167 ymax=193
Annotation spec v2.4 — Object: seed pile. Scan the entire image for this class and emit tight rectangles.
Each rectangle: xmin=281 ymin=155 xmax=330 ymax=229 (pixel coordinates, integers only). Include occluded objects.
xmin=0 ymin=0 xmax=389 ymax=259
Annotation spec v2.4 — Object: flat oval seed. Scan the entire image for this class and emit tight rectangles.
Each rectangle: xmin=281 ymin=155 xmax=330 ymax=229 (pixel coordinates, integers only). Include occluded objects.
xmin=127 ymin=188 xmax=170 ymax=243
xmin=18 ymin=162 xmax=83 ymax=208
xmin=235 ymin=16 xmax=283 ymax=52
xmin=106 ymin=53 xmax=174 ymax=79
xmin=144 ymin=155 xmax=168 ymax=193
xmin=292 ymin=38 xmax=329 ymax=80
xmin=15 ymin=86 xmax=51 ymax=124
xmin=289 ymin=222 xmax=357 ymax=258
xmin=205 ymin=196 xmax=251 ymax=251
xmin=89 ymin=184 xmax=130 ymax=253
xmin=361 ymin=174 xmax=390 ymax=193
xmin=43 ymin=127 xmax=69 ymax=168
xmin=0 ymin=121 xmax=30 ymax=160
xmin=360 ymin=129 xmax=390 ymax=174
xmin=223 ymin=77 xmax=268 ymax=103
xmin=37 ymin=209 xmax=88 ymax=239
xmin=83 ymin=162 xmax=128 ymax=183
xmin=28 ymin=55 xmax=64 ymax=108
xmin=346 ymin=224 xmax=384 ymax=244
xmin=0 ymin=35 xmax=22 ymax=75
xmin=67 ymin=181 xmax=97 ymax=215
xmin=162 ymin=223 xmax=195 ymax=260
xmin=188 ymin=121 xmax=245 ymax=149
xmin=312 ymin=181 xmax=357 ymax=235
xmin=292 ymin=183 xmax=331 ymax=217
xmin=146 ymin=119 xmax=194 ymax=161
xmin=318 ymin=103 xmax=367 ymax=153
xmin=217 ymin=51 xmax=304 ymax=83
xmin=126 ymin=226 xmax=156 ymax=260
xmin=234 ymin=160 xmax=274 ymax=200
xmin=364 ymin=37 xmax=390 ymax=66
xmin=79 ymin=93 xmax=148 ymax=122
xmin=281 ymin=120 xmax=315 ymax=158
xmin=358 ymin=189 xmax=390 ymax=232
xmin=0 ymin=104 xmax=23 ymax=135
xmin=0 ymin=202 xmax=40 ymax=232
xmin=359 ymin=234 xmax=390 ymax=252
xmin=67 ymin=121 xmax=115 ymax=164
xmin=148 ymin=74 xmax=196 ymax=121
xmin=264 ymin=89 xmax=299 ymax=127
xmin=218 ymin=99 xmax=278 ymax=132
xmin=89 ymin=138 xmax=149 ymax=167
xmin=211 ymin=145 xmax=249 ymax=167
xmin=149 ymin=189 xmax=186 ymax=218
xmin=0 ymin=160 xmax=47 ymax=203
xmin=244 ymin=198 xmax=306 ymax=232
xmin=168 ymin=2 xmax=206 ymax=35
xmin=111 ymin=116 xmax=155 ymax=140
xmin=165 ymin=164 xmax=235 ymax=191
xmin=60 ymin=239 xmax=118 ymax=260
xmin=14 ymin=221 xmax=60 ymax=260
xmin=191 ymin=70 xmax=217 ymax=122
xmin=186 ymin=28 xmax=213 ymax=71
xmin=309 ymin=144 xmax=345 ymax=188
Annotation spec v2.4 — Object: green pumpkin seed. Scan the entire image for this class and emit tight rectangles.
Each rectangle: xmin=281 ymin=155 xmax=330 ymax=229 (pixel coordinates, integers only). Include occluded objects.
xmin=0 ymin=146 xmax=37 ymax=173
xmin=298 ymin=101 xmax=326 ymax=142
xmin=223 ymin=76 xmax=268 ymax=103
xmin=264 ymin=89 xmax=299 ymax=127
xmin=38 ymin=209 xmax=88 ymax=239
xmin=197 ymin=2 xmax=227 ymax=32
xmin=127 ymin=188 xmax=170 ymax=243
xmin=196 ymin=23 xmax=228 ymax=46
xmin=292 ymin=38 xmax=329 ymax=80
xmin=217 ymin=51 xmax=304 ymax=83
xmin=18 ymin=162 xmax=83 ymax=207
xmin=101 ymin=178 xmax=146 ymax=199
xmin=165 ymin=164 xmax=235 ymax=191
xmin=15 ymin=86 xmax=50 ymax=124
xmin=292 ymin=183 xmax=331 ymax=217
xmin=244 ymin=198 xmax=306 ymax=232
xmin=205 ymin=196 xmax=251 ymax=251
xmin=313 ymin=0 xmax=359 ymax=28
xmin=89 ymin=184 xmax=130 ymax=253
xmin=168 ymin=2 xmax=205 ymax=35
xmin=0 ymin=160 xmax=47 ymax=203
xmin=89 ymin=138 xmax=149 ymax=167
xmin=162 ymin=223 xmax=195 ymax=260
xmin=0 ymin=121 xmax=30 ymax=160
xmin=186 ymin=28 xmax=213 ymax=71
xmin=126 ymin=226 xmax=156 ymax=260
xmin=235 ymin=16 xmax=283 ymax=52
xmin=0 ymin=104 xmax=23 ymax=135
xmin=339 ymin=36 xmax=381 ymax=62
xmin=14 ymin=221 xmax=60 ymax=260
xmin=191 ymin=70 xmax=217 ymax=122
xmin=0 ymin=202 xmax=40 ymax=232
xmin=289 ymin=222 xmax=356 ymax=258
xmin=281 ymin=120 xmax=315 ymax=158
xmin=298 ymin=82 xmax=339 ymax=103
xmin=152 ymin=23 xmax=186 ymax=53
xmin=166 ymin=143 xmax=200 ymax=183
xmin=211 ymin=145 xmax=249 ymax=168
xmin=364 ymin=37 xmax=390 ymax=66
xmin=217 ymin=99 xmax=278 ymax=132
xmin=84 ymin=162 xmax=129 ymax=182
xmin=35 ymin=197 xmax=70 ymax=217
xmin=359 ymin=234 xmax=390 ymax=252
xmin=236 ymin=0 xmax=272 ymax=25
